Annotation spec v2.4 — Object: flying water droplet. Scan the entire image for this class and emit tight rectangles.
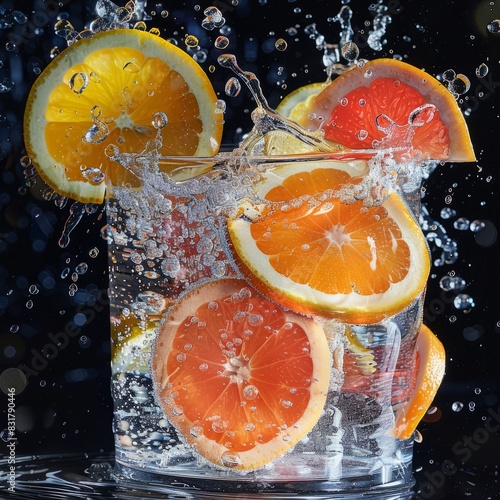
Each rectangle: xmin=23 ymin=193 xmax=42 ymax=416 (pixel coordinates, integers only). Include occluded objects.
xmin=152 ymin=112 xmax=168 ymax=129
xmin=215 ymin=99 xmax=226 ymax=114
xmin=439 ymin=275 xmax=466 ymax=291
xmin=275 ymin=38 xmax=288 ymax=51
xmin=487 ymin=19 xmax=500 ymax=33
xmin=243 ymin=385 xmax=259 ymax=400
xmin=202 ymin=6 xmax=225 ymax=31
xmin=341 ymin=41 xmax=359 ymax=62
xmin=221 ymin=451 xmax=241 ymax=467
xmin=123 ymin=61 xmax=141 ymax=73
xmin=225 ymin=77 xmax=241 ymax=97
xmin=453 ymin=217 xmax=470 ymax=230
xmin=69 ymin=72 xmax=89 ymax=94
xmin=81 ymin=167 xmax=105 ymax=184
xmin=184 ymin=35 xmax=199 ymax=48
xmin=470 ymin=220 xmax=485 ymax=233
xmin=453 ymin=294 xmax=475 ymax=311
xmin=215 ymin=36 xmax=230 ymax=50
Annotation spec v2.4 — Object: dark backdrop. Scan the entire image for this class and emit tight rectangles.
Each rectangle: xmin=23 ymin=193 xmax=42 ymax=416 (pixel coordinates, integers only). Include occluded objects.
xmin=1 ymin=1 xmax=499 ymax=498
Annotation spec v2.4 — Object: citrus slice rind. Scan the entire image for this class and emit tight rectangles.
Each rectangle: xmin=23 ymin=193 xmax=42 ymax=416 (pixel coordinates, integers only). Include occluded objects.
xmin=392 ymin=324 xmax=446 ymax=440
xmin=151 ymin=278 xmax=331 ymax=471
xmin=290 ymin=58 xmax=475 ymax=163
xmin=24 ymin=28 xmax=223 ymax=204
xmin=227 ymin=161 xmax=431 ymax=325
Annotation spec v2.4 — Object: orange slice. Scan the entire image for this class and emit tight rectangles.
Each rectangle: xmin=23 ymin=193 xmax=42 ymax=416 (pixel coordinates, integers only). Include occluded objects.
xmin=393 ymin=324 xmax=446 ymax=439
xmin=24 ymin=29 xmax=223 ymax=204
xmin=151 ymin=279 xmax=331 ymax=470
xmin=290 ymin=58 xmax=475 ymax=162
xmin=227 ymin=161 xmax=430 ymax=324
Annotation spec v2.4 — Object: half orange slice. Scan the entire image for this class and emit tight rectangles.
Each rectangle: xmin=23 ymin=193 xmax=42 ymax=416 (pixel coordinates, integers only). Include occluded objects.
xmin=24 ymin=29 xmax=223 ymax=203
xmin=152 ymin=279 xmax=331 ymax=470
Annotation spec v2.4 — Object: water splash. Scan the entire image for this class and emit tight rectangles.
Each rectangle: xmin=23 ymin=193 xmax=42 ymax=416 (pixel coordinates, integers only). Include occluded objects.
xmin=367 ymin=1 xmax=392 ymax=51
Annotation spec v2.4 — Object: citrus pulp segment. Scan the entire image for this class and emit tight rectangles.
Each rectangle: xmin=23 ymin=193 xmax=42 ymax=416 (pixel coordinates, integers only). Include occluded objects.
xmin=290 ymin=58 xmax=475 ymax=162
xmin=24 ymin=28 xmax=223 ymax=204
xmin=227 ymin=162 xmax=431 ymax=324
xmin=151 ymin=279 xmax=331 ymax=471
xmin=393 ymin=324 xmax=446 ymax=440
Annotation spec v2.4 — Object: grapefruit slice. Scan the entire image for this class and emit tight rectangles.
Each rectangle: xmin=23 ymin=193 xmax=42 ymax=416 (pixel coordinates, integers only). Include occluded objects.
xmin=227 ymin=161 xmax=430 ymax=324
xmin=152 ymin=279 xmax=331 ymax=470
xmin=290 ymin=58 xmax=475 ymax=162
xmin=24 ymin=29 xmax=223 ymax=203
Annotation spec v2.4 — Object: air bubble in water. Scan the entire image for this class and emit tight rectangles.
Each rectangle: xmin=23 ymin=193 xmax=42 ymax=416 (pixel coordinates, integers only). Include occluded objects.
xmin=225 ymin=77 xmax=241 ymax=97
xmin=211 ymin=418 xmax=227 ymax=433
xmin=452 ymin=401 xmax=464 ymax=412
xmin=476 ymin=63 xmax=488 ymax=78
xmin=221 ymin=451 xmax=241 ymax=467
xmin=172 ymin=405 xmax=184 ymax=416
xmin=69 ymin=72 xmax=89 ymax=94
xmin=453 ymin=74 xmax=471 ymax=95
xmin=190 ymin=425 xmax=203 ymax=437
xmin=243 ymin=385 xmax=258 ymax=400
xmin=161 ymin=255 xmax=180 ymax=278
xmin=442 ymin=69 xmax=456 ymax=82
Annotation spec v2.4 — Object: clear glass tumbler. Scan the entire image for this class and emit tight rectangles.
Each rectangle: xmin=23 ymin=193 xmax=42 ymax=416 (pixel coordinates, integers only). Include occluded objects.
xmin=106 ymin=152 xmax=423 ymax=499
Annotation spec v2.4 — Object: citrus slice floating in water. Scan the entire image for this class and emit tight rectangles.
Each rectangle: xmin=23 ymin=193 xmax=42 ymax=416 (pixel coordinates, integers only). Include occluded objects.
xmin=227 ymin=161 xmax=430 ymax=324
xmin=276 ymin=82 xmax=326 ymax=120
xmin=393 ymin=324 xmax=446 ymax=440
xmin=24 ymin=28 xmax=223 ymax=204
xmin=151 ymin=278 xmax=331 ymax=471
xmin=288 ymin=58 xmax=475 ymax=162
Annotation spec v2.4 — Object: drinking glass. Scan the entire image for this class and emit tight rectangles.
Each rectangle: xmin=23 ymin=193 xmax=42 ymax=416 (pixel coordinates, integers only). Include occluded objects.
xmin=105 ymin=151 xmax=423 ymax=498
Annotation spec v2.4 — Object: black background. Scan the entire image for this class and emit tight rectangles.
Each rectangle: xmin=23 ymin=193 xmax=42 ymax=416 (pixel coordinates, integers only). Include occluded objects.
xmin=1 ymin=0 xmax=500 ymax=498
